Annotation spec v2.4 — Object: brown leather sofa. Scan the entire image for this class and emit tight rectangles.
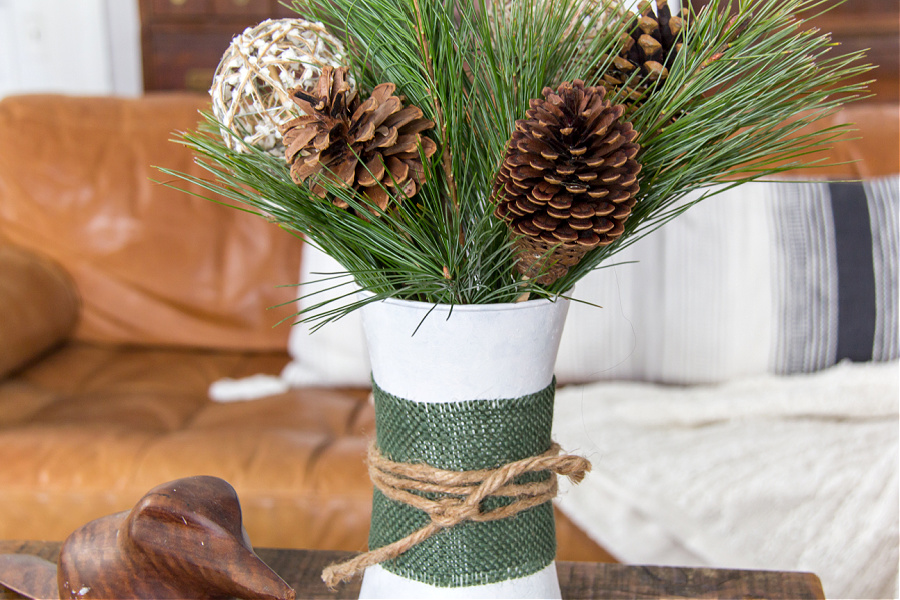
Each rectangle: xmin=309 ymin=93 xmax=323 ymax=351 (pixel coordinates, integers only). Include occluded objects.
xmin=0 ymin=93 xmax=617 ymax=561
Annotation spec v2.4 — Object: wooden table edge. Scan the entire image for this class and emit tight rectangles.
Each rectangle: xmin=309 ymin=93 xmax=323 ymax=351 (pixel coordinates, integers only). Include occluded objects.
xmin=0 ymin=540 xmax=826 ymax=599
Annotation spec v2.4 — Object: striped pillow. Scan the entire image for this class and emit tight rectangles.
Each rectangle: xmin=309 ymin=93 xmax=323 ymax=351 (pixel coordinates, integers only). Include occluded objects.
xmin=557 ymin=176 xmax=899 ymax=384
xmin=772 ymin=178 xmax=898 ymax=372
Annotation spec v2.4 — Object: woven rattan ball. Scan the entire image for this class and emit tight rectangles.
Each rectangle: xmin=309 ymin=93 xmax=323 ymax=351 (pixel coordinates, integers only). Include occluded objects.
xmin=210 ymin=18 xmax=349 ymax=156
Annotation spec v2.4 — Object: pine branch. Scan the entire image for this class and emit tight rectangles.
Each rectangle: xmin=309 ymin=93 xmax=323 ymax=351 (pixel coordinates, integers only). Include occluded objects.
xmin=411 ymin=0 xmax=459 ymax=213
xmin=160 ymin=0 xmax=872 ymax=320
xmin=546 ymin=0 xmax=872 ymax=293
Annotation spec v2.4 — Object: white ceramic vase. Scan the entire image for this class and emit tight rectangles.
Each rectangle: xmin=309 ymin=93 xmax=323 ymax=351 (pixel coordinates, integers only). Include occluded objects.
xmin=357 ymin=293 xmax=570 ymax=599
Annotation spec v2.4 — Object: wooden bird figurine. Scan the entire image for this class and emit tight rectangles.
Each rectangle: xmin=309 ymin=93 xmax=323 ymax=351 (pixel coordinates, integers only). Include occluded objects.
xmin=0 ymin=476 xmax=295 ymax=600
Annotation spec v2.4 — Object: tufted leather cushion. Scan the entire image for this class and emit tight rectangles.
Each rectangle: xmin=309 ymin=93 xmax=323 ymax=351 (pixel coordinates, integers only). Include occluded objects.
xmin=0 ymin=94 xmax=304 ymax=351
xmin=0 ymin=342 xmax=373 ymax=550
xmin=0 ymin=244 xmax=79 ymax=378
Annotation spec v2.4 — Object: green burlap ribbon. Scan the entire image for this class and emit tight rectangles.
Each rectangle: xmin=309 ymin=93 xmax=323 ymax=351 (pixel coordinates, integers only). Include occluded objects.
xmin=368 ymin=378 xmax=558 ymax=587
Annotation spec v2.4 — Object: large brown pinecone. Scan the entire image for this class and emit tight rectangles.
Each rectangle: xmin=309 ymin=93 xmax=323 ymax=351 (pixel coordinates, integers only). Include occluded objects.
xmin=280 ymin=66 xmax=437 ymax=215
xmin=492 ymin=79 xmax=641 ymax=285
xmin=600 ymin=0 xmax=683 ymax=107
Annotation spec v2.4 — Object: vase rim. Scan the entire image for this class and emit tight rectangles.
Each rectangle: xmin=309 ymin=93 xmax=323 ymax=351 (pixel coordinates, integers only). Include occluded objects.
xmin=357 ymin=290 xmax=570 ymax=313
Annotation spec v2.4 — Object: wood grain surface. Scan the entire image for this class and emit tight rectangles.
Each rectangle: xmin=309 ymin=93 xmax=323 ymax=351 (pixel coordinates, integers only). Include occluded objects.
xmin=0 ymin=540 xmax=825 ymax=600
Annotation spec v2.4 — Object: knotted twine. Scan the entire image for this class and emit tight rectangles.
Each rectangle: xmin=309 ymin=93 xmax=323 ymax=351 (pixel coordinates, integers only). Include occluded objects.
xmin=321 ymin=441 xmax=591 ymax=588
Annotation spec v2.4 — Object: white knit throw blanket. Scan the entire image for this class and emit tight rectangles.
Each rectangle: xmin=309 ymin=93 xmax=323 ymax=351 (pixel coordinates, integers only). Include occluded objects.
xmin=553 ymin=360 xmax=899 ymax=600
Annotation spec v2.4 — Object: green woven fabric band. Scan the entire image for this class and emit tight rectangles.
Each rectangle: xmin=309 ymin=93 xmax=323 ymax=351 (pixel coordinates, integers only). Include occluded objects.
xmin=368 ymin=378 xmax=557 ymax=587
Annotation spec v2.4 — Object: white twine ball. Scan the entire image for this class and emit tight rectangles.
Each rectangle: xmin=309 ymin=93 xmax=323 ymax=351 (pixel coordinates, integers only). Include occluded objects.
xmin=210 ymin=18 xmax=350 ymax=156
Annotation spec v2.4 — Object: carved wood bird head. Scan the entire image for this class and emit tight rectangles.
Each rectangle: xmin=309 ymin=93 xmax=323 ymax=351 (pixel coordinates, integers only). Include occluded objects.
xmin=0 ymin=476 xmax=295 ymax=600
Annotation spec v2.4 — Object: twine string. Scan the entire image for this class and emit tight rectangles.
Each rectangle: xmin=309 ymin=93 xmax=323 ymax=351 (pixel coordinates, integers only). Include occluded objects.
xmin=321 ymin=441 xmax=591 ymax=589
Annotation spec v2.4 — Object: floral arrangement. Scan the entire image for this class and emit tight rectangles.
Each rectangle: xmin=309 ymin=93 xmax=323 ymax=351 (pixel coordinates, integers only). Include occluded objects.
xmin=167 ymin=0 xmax=870 ymax=326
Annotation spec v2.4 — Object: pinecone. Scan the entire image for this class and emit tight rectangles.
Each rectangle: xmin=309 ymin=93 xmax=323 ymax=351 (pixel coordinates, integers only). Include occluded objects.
xmin=492 ymin=80 xmax=641 ymax=285
xmin=600 ymin=0 xmax=683 ymax=106
xmin=280 ymin=66 xmax=437 ymax=215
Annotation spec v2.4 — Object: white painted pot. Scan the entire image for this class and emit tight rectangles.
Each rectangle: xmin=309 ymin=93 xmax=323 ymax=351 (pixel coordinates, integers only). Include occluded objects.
xmin=357 ymin=293 xmax=570 ymax=599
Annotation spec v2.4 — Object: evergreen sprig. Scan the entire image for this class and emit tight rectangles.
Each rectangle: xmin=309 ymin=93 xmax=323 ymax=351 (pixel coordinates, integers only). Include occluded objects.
xmin=165 ymin=0 xmax=871 ymax=324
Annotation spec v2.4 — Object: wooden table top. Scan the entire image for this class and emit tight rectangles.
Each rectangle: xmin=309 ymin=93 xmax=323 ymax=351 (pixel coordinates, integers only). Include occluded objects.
xmin=0 ymin=540 xmax=826 ymax=599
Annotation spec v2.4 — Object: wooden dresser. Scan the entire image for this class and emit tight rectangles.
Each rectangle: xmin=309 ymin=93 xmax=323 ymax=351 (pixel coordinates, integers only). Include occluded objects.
xmin=139 ymin=0 xmax=297 ymax=92
xmin=689 ymin=0 xmax=899 ymax=103
xmin=141 ymin=0 xmax=898 ymax=104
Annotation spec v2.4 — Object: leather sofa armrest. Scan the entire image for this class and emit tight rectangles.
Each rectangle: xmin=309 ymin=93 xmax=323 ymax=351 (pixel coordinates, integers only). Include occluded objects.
xmin=0 ymin=244 xmax=80 ymax=378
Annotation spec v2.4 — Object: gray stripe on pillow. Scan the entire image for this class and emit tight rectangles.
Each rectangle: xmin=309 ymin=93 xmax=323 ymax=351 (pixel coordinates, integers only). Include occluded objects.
xmin=829 ymin=181 xmax=877 ymax=362
xmin=867 ymin=176 xmax=900 ymax=361
xmin=772 ymin=182 xmax=838 ymax=374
